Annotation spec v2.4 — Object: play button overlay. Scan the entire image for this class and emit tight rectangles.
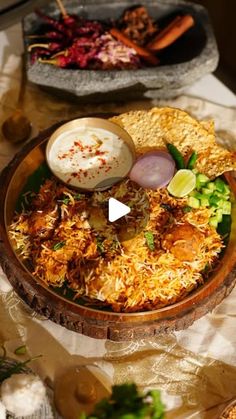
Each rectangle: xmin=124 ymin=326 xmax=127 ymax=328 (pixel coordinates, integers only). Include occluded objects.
xmin=108 ymin=198 xmax=130 ymax=222
xmin=94 ymin=177 xmax=150 ymax=241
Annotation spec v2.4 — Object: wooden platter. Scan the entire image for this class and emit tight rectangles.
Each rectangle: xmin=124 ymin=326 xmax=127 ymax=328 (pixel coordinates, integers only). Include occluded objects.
xmin=1 ymin=121 xmax=236 ymax=341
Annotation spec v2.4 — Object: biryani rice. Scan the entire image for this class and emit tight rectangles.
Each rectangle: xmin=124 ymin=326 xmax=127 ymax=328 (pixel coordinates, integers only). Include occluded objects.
xmin=9 ymin=177 xmax=223 ymax=312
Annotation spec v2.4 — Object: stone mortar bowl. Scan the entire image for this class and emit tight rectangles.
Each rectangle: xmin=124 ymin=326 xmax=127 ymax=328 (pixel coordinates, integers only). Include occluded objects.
xmin=23 ymin=0 xmax=219 ymax=102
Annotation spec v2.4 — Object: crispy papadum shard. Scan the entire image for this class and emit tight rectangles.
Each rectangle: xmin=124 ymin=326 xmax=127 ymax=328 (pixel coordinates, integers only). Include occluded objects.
xmin=110 ymin=107 xmax=215 ymax=152
xmin=200 ymin=119 xmax=215 ymax=135
xmin=110 ymin=107 xmax=236 ymax=178
xmin=197 ymin=145 xmax=236 ymax=178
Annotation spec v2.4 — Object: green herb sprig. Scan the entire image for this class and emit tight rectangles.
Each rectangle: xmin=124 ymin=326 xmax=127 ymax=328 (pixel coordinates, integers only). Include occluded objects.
xmin=0 ymin=355 xmax=42 ymax=382
xmin=0 ymin=345 xmax=42 ymax=383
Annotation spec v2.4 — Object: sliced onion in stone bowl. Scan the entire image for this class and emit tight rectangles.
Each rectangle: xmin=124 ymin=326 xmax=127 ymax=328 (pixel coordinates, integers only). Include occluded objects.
xmin=129 ymin=151 xmax=175 ymax=189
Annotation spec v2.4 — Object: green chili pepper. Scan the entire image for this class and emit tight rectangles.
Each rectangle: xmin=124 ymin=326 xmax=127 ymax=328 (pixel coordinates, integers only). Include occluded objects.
xmin=166 ymin=143 xmax=185 ymax=170
xmin=187 ymin=151 xmax=198 ymax=169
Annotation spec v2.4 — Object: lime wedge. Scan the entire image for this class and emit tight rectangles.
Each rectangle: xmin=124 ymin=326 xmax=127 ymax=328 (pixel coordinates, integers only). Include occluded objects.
xmin=167 ymin=169 xmax=196 ymax=198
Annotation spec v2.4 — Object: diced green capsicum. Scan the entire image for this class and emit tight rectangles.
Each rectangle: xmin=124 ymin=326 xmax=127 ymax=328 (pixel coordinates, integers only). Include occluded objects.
xmin=188 ymin=196 xmax=200 ymax=208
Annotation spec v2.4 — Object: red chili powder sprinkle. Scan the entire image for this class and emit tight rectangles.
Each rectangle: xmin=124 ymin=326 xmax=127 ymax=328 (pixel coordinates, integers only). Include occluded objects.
xmin=95 ymin=150 xmax=106 ymax=156
xmin=74 ymin=140 xmax=83 ymax=148
xmin=71 ymin=172 xmax=81 ymax=179
xmin=58 ymin=152 xmax=68 ymax=160
xmin=98 ymin=157 xmax=106 ymax=165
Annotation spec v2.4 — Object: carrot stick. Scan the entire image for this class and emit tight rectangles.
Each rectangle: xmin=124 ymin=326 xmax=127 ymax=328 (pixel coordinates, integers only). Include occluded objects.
xmin=147 ymin=14 xmax=195 ymax=51
xmin=110 ymin=28 xmax=159 ymax=66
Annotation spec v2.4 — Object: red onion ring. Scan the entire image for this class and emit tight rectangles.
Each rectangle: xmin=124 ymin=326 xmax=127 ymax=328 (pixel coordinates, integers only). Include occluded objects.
xmin=129 ymin=151 xmax=175 ymax=189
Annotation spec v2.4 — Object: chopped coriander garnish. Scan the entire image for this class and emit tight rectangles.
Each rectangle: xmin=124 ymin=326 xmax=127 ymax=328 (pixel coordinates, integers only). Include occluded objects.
xmin=61 ymin=193 xmax=81 ymax=204
xmin=183 ymin=206 xmax=192 ymax=213
xmin=81 ymin=383 xmax=165 ymax=419
xmin=74 ymin=193 xmax=81 ymax=200
xmin=96 ymin=236 xmax=104 ymax=254
xmin=144 ymin=231 xmax=155 ymax=251
xmin=62 ymin=197 xmax=70 ymax=205
xmin=53 ymin=241 xmax=65 ymax=251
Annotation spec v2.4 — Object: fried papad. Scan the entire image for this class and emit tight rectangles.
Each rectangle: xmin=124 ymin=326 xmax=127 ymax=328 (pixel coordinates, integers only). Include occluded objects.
xmin=110 ymin=107 xmax=236 ymax=178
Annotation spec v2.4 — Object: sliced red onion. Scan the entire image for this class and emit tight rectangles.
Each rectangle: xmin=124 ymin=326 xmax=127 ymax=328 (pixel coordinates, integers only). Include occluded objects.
xmin=129 ymin=151 xmax=176 ymax=189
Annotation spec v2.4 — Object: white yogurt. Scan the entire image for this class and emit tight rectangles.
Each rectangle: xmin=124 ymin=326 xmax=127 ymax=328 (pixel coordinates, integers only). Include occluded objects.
xmin=47 ymin=126 xmax=134 ymax=189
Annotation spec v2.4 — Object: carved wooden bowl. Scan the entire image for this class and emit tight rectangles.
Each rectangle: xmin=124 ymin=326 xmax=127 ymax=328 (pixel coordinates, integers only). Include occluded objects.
xmin=220 ymin=399 xmax=236 ymax=419
xmin=1 ymin=121 xmax=236 ymax=341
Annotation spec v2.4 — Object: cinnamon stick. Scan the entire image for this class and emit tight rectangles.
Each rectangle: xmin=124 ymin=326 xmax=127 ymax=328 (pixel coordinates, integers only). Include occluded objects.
xmin=110 ymin=28 xmax=159 ymax=65
xmin=147 ymin=14 xmax=195 ymax=51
